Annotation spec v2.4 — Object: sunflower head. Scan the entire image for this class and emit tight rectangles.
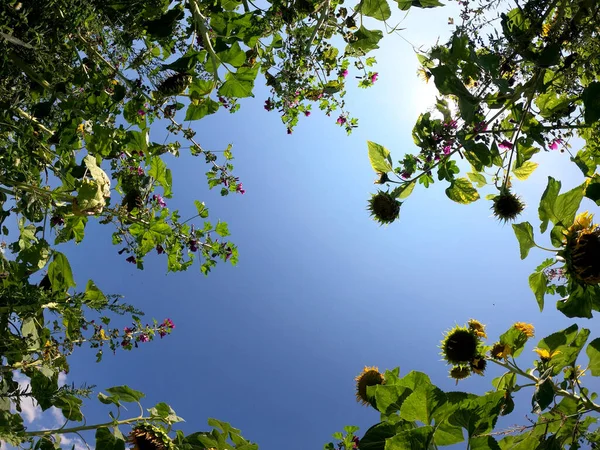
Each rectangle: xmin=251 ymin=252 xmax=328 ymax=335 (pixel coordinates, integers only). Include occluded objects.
xmin=491 ymin=190 xmax=525 ymax=222
xmin=367 ymin=191 xmax=401 ymax=225
xmin=156 ymin=73 xmax=192 ymax=97
xmin=533 ymin=347 xmax=561 ymax=363
xmin=513 ymin=322 xmax=535 ymax=338
xmin=449 ymin=365 xmax=471 ymax=381
xmin=355 ymin=366 xmax=385 ymax=406
xmin=562 ymin=214 xmax=600 ymax=285
xmin=441 ymin=326 xmax=480 ymax=365
xmin=128 ymin=424 xmax=175 ymax=450
xmin=468 ymin=319 xmax=487 ymax=339
xmin=490 ymin=342 xmax=511 ymax=360
xmin=470 ymin=356 xmax=487 ymax=375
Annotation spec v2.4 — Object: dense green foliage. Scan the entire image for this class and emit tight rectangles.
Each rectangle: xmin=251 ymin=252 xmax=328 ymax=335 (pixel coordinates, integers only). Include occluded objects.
xmin=1 ymin=0 xmax=600 ymax=448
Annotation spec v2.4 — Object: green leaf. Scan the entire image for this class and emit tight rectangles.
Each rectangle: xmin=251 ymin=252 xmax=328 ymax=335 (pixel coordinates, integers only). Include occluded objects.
xmin=532 ymin=378 xmax=554 ymax=413
xmin=148 ymin=402 xmax=185 ymax=423
xmin=512 ymin=161 xmax=538 ymax=180
xmin=556 ymin=284 xmax=600 ymax=319
xmin=105 ymin=386 xmax=145 ymax=403
xmin=84 ymin=280 xmax=107 ymax=308
xmin=357 ymin=0 xmax=392 ymax=20
xmin=512 ymin=222 xmax=536 ymax=259
xmin=372 ymin=384 xmax=413 ymax=415
xmin=218 ymin=42 xmax=246 ymax=68
xmin=528 ymin=271 xmax=548 ymax=311
xmin=585 ymin=174 xmax=600 ymax=205
xmin=367 ymin=141 xmax=393 ymax=173
xmin=215 ymin=221 xmax=230 ymax=237
xmin=400 ymin=384 xmax=445 ymax=425
xmin=433 ymin=421 xmax=464 ymax=446
xmin=185 ymin=98 xmax=220 ymax=121
xmin=359 ymin=422 xmax=411 ymax=450
xmin=397 ymin=0 xmax=443 ymax=9
xmin=538 ymin=324 xmax=590 ymax=376
xmin=470 ymin=436 xmax=500 ymax=450
xmin=467 ymin=172 xmax=487 ymax=188
xmin=499 ymin=327 xmax=528 ymax=358
xmin=583 ymin=82 xmax=600 ymax=124
xmin=218 ymin=66 xmax=259 ymax=98
xmin=392 ymin=181 xmax=416 ymax=199
xmin=445 ymin=178 xmax=480 ymax=204
xmin=346 ymin=26 xmax=383 ymax=56
xmin=95 ymin=427 xmax=125 ymax=450
xmin=385 ymin=427 xmax=434 ymax=449
xmin=538 ymin=177 xmax=584 ymax=232
xmin=47 ymin=252 xmax=76 ymax=292
xmin=586 ymin=338 xmax=600 ymax=376
xmin=194 ymin=200 xmax=210 ymax=218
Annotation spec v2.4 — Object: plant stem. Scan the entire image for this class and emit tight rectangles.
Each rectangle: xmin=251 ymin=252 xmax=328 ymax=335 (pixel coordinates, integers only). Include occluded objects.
xmin=26 ymin=416 xmax=144 ymax=437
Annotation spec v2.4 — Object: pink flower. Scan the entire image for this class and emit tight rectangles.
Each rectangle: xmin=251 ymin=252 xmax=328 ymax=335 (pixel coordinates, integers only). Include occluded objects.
xmin=341 ymin=69 xmax=349 ymax=78
xmin=287 ymin=128 xmax=292 ymax=135
xmin=152 ymin=194 xmax=167 ymax=208
xmin=498 ymin=140 xmax=513 ymax=150
xmin=137 ymin=109 xmax=145 ymax=117
xmin=236 ymin=183 xmax=246 ymax=195
xmin=138 ymin=333 xmax=149 ymax=343
xmin=337 ymin=115 xmax=347 ymax=125
xmin=549 ymin=138 xmax=563 ymax=151
xmin=156 ymin=244 xmax=164 ymax=254
xmin=304 ymin=111 xmax=311 ymax=117
xmin=264 ymin=99 xmax=274 ymax=111
xmin=162 ymin=318 xmax=175 ymax=329
xmin=124 ymin=327 xmax=134 ymax=334
xmin=370 ymin=72 xmax=379 ymax=83
xmin=474 ymin=121 xmax=487 ymax=133
xmin=443 ymin=145 xmax=452 ymax=155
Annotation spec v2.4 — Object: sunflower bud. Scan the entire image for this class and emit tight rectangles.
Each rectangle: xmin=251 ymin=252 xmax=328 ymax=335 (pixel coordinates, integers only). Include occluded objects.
xmin=367 ymin=190 xmax=400 ymax=225
xmin=156 ymin=73 xmax=192 ymax=97
xmin=491 ymin=190 xmax=524 ymax=222
xmin=441 ymin=326 xmax=480 ymax=365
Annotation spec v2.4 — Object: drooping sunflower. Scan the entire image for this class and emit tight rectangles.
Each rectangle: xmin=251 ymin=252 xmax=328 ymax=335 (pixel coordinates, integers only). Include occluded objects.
xmin=128 ymin=423 xmax=175 ymax=450
xmin=449 ymin=365 xmax=471 ymax=381
xmin=490 ymin=342 xmax=511 ymax=360
xmin=468 ymin=319 xmax=487 ymax=339
xmin=560 ymin=211 xmax=600 ymax=285
xmin=513 ymin=322 xmax=535 ymax=338
xmin=355 ymin=366 xmax=385 ymax=406
xmin=156 ymin=72 xmax=192 ymax=97
xmin=441 ymin=326 xmax=481 ymax=365
xmin=470 ymin=356 xmax=487 ymax=375
xmin=367 ymin=191 xmax=401 ymax=225
xmin=491 ymin=190 xmax=525 ymax=222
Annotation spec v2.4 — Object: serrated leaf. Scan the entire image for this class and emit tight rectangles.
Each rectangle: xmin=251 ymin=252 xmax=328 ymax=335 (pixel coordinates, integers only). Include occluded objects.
xmin=512 ymin=222 xmax=535 ymax=259
xmin=445 ymin=178 xmax=480 ymax=204
xmin=357 ymin=0 xmax=392 ymax=20
xmin=105 ymin=386 xmax=145 ymax=403
xmin=513 ymin=161 xmax=538 ymax=180
xmin=528 ymin=271 xmax=547 ymax=311
xmin=367 ymin=141 xmax=392 ymax=173
xmin=586 ymin=338 xmax=600 ymax=376
xmin=385 ymin=427 xmax=434 ymax=449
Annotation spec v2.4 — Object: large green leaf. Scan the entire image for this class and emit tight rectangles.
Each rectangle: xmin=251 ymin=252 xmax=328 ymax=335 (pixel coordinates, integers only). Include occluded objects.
xmin=397 ymin=0 xmax=443 ymax=9
xmin=47 ymin=252 xmax=76 ymax=292
xmin=95 ymin=427 xmax=126 ymax=450
xmin=512 ymin=222 xmax=535 ymax=259
xmin=218 ymin=66 xmax=259 ymax=98
xmin=357 ymin=0 xmax=392 ymax=20
xmin=586 ymin=338 xmax=600 ymax=376
xmin=537 ymin=324 xmax=590 ymax=376
xmin=538 ymin=177 xmax=584 ymax=233
xmin=346 ymin=26 xmax=383 ymax=56
xmin=400 ymin=384 xmax=446 ymax=425
xmin=583 ymin=82 xmax=600 ymax=124
xmin=445 ymin=178 xmax=480 ymax=204
xmin=512 ymin=161 xmax=538 ymax=180
xmin=185 ymin=98 xmax=220 ymax=121
xmin=104 ymin=385 xmax=145 ymax=403
xmin=385 ymin=427 xmax=434 ymax=449
xmin=528 ymin=271 xmax=548 ymax=311
xmin=367 ymin=141 xmax=393 ymax=173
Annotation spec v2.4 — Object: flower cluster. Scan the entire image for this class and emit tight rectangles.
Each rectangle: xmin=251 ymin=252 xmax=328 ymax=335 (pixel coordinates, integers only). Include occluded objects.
xmin=441 ymin=320 xmax=488 ymax=382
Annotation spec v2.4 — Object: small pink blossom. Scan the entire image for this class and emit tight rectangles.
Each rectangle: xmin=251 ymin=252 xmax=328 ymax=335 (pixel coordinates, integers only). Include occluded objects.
xmin=137 ymin=109 xmax=145 ymax=117
xmin=498 ymin=140 xmax=513 ymax=150
xmin=370 ymin=72 xmax=379 ymax=83
xmin=337 ymin=115 xmax=347 ymax=125
xmin=549 ymin=138 xmax=563 ymax=151
xmin=152 ymin=194 xmax=167 ymax=208
xmin=443 ymin=145 xmax=452 ymax=155
xmin=341 ymin=69 xmax=349 ymax=78
xmin=304 ymin=111 xmax=311 ymax=117
xmin=138 ymin=333 xmax=149 ymax=343
xmin=236 ymin=183 xmax=246 ymax=195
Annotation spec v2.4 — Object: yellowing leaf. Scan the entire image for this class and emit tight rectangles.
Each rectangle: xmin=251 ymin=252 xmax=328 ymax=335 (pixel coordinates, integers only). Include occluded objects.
xmin=513 ymin=161 xmax=539 ymax=180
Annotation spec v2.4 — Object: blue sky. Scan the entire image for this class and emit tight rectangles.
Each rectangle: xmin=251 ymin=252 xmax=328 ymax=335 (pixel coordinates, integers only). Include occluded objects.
xmin=12 ymin=2 xmax=600 ymax=449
